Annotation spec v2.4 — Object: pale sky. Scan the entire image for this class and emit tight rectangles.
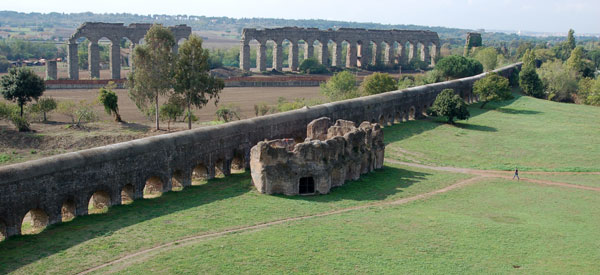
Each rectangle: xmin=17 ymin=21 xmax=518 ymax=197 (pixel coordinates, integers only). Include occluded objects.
xmin=4 ymin=0 xmax=600 ymax=34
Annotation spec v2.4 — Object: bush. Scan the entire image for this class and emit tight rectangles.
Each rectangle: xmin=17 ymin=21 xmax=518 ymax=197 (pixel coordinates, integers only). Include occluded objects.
xmin=538 ymin=60 xmax=578 ymax=102
xmin=10 ymin=115 xmax=30 ymax=132
xmin=57 ymin=100 xmax=98 ymax=128
xmin=320 ymin=71 xmax=359 ymax=101
xmin=360 ymin=72 xmax=397 ymax=96
xmin=473 ymin=47 xmax=498 ymax=72
xmin=159 ymin=101 xmax=184 ymax=130
xmin=254 ymin=102 xmax=272 ymax=116
xmin=299 ymin=58 xmax=328 ymax=74
xmin=429 ymin=89 xmax=470 ymax=124
xmin=0 ymin=101 xmax=30 ymax=131
xmin=519 ymin=67 xmax=544 ymax=98
xmin=434 ymin=55 xmax=483 ymax=80
xmin=98 ymin=85 xmax=122 ymax=122
xmin=30 ymin=97 xmax=57 ymax=122
xmin=473 ymin=72 xmax=511 ymax=109
xmin=216 ymin=104 xmax=241 ymax=122
xmin=0 ymin=56 xmax=9 ymax=73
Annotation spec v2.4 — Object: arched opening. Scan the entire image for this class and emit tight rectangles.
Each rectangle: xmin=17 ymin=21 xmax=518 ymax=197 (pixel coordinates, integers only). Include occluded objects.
xmin=394 ymin=111 xmax=401 ymax=124
xmin=193 ymin=163 xmax=208 ymax=184
xmin=281 ymin=39 xmax=292 ymax=70
xmin=121 ymin=184 xmax=134 ymax=204
xmin=21 ymin=209 xmax=49 ymax=235
xmin=423 ymin=104 xmax=429 ymax=116
xmin=143 ymin=176 xmax=164 ymax=199
xmin=215 ymin=160 xmax=225 ymax=178
xmin=247 ymin=39 xmax=260 ymax=71
xmin=0 ymin=220 xmax=6 ymax=241
xmin=402 ymin=110 xmax=408 ymax=122
xmin=89 ymin=190 xmax=111 ymax=214
xmin=121 ymin=37 xmax=134 ymax=74
xmin=392 ymin=41 xmax=401 ymax=65
xmin=315 ymin=40 xmax=328 ymax=66
xmin=297 ymin=39 xmax=307 ymax=62
xmin=379 ymin=115 xmax=385 ymax=127
xmin=409 ymin=106 xmax=416 ymax=120
xmin=381 ymin=41 xmax=393 ymax=66
xmin=299 ymin=177 xmax=315 ymax=195
xmin=386 ymin=114 xmax=393 ymax=126
xmin=405 ymin=42 xmax=415 ymax=64
xmin=230 ymin=151 xmax=245 ymax=173
xmin=61 ymin=199 xmax=76 ymax=222
xmin=171 ymin=170 xmax=184 ymax=191
xmin=356 ymin=40 xmax=366 ymax=68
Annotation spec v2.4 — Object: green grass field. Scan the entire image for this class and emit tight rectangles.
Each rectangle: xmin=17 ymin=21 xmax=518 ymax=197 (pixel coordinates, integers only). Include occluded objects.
xmin=1 ymin=91 xmax=599 ymax=274
xmin=385 ymin=93 xmax=600 ymax=171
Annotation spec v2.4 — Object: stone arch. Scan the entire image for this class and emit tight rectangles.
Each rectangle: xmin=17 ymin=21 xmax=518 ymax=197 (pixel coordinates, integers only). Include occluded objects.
xmin=121 ymin=37 xmax=135 ymax=70
xmin=297 ymin=39 xmax=309 ymax=62
xmin=381 ymin=40 xmax=394 ymax=65
xmin=392 ymin=41 xmax=402 ymax=65
xmin=121 ymin=184 xmax=134 ymax=204
xmin=193 ymin=163 xmax=209 ymax=183
xmin=356 ymin=40 xmax=369 ymax=68
xmin=342 ymin=40 xmax=357 ymax=68
xmin=403 ymin=41 xmax=415 ymax=64
xmin=89 ymin=190 xmax=111 ymax=213
xmin=214 ymin=159 xmax=226 ymax=178
xmin=0 ymin=219 xmax=6 ymax=241
xmin=378 ymin=115 xmax=386 ymax=127
xmin=402 ymin=110 xmax=408 ymax=121
xmin=171 ymin=170 xmax=185 ymax=191
xmin=143 ymin=176 xmax=164 ymax=198
xmin=386 ymin=114 xmax=393 ymax=126
xmin=330 ymin=40 xmax=344 ymax=67
xmin=394 ymin=111 xmax=402 ymax=124
xmin=21 ymin=209 xmax=49 ymax=235
xmin=422 ymin=104 xmax=429 ymax=116
xmin=409 ymin=106 xmax=416 ymax=120
xmin=230 ymin=150 xmax=245 ymax=173
xmin=314 ymin=39 xmax=328 ymax=66
xmin=61 ymin=198 xmax=76 ymax=222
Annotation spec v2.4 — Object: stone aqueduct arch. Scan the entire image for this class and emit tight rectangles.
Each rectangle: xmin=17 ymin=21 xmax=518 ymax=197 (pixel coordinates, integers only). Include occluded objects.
xmin=0 ymin=63 xmax=521 ymax=239
xmin=240 ymin=27 xmax=440 ymax=72
xmin=67 ymin=22 xmax=191 ymax=80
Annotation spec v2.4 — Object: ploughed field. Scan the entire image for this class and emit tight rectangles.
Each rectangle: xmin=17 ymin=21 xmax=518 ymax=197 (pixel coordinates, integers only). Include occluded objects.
xmin=1 ymin=92 xmax=599 ymax=274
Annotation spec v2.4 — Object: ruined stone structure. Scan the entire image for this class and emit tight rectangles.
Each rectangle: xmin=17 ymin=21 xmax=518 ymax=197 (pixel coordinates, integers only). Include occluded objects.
xmin=240 ymin=27 xmax=440 ymax=72
xmin=464 ymin=32 xmax=482 ymax=56
xmin=67 ymin=22 xmax=191 ymax=80
xmin=0 ymin=63 xmax=521 ymax=239
xmin=250 ymin=118 xmax=384 ymax=195
xmin=45 ymin=60 xmax=57 ymax=80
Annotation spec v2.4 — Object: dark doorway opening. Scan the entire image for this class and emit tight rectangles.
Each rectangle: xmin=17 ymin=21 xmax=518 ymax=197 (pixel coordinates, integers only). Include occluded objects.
xmin=299 ymin=177 xmax=315 ymax=194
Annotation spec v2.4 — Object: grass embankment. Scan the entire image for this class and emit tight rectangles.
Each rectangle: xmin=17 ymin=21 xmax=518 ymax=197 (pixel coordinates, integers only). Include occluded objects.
xmin=0 ymin=164 xmax=469 ymax=274
xmin=385 ymin=93 xmax=600 ymax=172
xmin=103 ymin=178 xmax=600 ymax=274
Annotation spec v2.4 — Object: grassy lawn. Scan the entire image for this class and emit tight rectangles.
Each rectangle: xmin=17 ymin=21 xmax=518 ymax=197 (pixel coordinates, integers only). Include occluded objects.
xmin=0 ymin=163 xmax=469 ymax=274
xmin=524 ymin=173 xmax=600 ymax=188
xmin=103 ymin=178 xmax=600 ymax=274
xmin=385 ymin=93 xmax=600 ymax=172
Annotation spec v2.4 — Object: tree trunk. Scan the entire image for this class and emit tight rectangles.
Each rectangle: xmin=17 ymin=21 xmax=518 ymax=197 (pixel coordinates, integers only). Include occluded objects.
xmin=115 ymin=112 xmax=122 ymax=123
xmin=480 ymin=101 xmax=488 ymax=109
xmin=155 ymin=94 xmax=160 ymax=130
xmin=187 ymin=97 xmax=192 ymax=130
xmin=20 ymin=104 xmax=24 ymax=117
xmin=43 ymin=112 xmax=47 ymax=122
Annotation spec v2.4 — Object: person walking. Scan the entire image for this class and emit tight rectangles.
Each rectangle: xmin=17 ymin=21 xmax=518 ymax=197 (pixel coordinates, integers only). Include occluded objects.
xmin=513 ymin=168 xmax=519 ymax=180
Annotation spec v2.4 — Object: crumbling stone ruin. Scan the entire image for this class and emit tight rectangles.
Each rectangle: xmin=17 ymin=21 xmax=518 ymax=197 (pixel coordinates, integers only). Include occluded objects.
xmin=240 ymin=27 xmax=440 ymax=72
xmin=464 ymin=32 xmax=482 ymax=56
xmin=250 ymin=117 xmax=385 ymax=196
xmin=67 ymin=22 xmax=191 ymax=80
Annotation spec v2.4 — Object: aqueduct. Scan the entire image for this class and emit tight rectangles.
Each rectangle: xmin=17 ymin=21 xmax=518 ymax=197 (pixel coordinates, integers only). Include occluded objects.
xmin=0 ymin=63 xmax=520 ymax=240
xmin=66 ymin=22 xmax=191 ymax=80
xmin=240 ymin=27 xmax=440 ymax=72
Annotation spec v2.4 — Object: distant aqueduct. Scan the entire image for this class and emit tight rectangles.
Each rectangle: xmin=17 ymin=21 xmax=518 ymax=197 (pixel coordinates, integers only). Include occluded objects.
xmin=240 ymin=27 xmax=440 ymax=71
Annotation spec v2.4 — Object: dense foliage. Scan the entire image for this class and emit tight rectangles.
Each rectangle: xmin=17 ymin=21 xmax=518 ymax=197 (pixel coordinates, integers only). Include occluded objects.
xmin=360 ymin=72 xmax=397 ymax=96
xmin=299 ymin=58 xmax=328 ymax=74
xmin=319 ymin=71 xmax=358 ymax=101
xmin=0 ymin=67 xmax=45 ymax=117
xmin=98 ymin=85 xmax=122 ymax=122
xmin=473 ymin=72 xmax=511 ymax=109
xmin=429 ymin=89 xmax=470 ymax=124
xmin=434 ymin=55 xmax=483 ymax=80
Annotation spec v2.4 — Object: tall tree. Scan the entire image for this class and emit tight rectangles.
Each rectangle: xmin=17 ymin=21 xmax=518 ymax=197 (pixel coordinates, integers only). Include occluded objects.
xmin=173 ymin=34 xmax=224 ymax=129
xmin=473 ymin=72 xmax=511 ymax=109
xmin=0 ymin=67 xmax=45 ymax=117
xmin=567 ymin=29 xmax=576 ymax=50
xmin=474 ymin=47 xmax=498 ymax=72
xmin=521 ymin=49 xmax=536 ymax=70
xmin=128 ymin=24 xmax=175 ymax=130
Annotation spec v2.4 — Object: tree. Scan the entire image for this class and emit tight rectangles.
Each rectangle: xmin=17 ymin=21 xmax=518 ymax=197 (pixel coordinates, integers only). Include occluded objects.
xmin=159 ymin=101 xmax=184 ymax=130
xmin=299 ymin=58 xmax=328 ymax=74
xmin=434 ymin=55 xmax=483 ymax=80
xmin=128 ymin=24 xmax=175 ymax=130
xmin=567 ymin=29 xmax=576 ymax=51
xmin=173 ymin=34 xmax=225 ymax=130
xmin=429 ymin=89 xmax=470 ymax=124
xmin=566 ymin=46 xmax=594 ymax=77
xmin=521 ymin=49 xmax=536 ymax=70
xmin=519 ymin=67 xmax=544 ymax=98
xmin=0 ymin=67 xmax=45 ymax=117
xmin=473 ymin=72 xmax=511 ymax=109
xmin=0 ymin=55 xmax=9 ymax=73
xmin=32 ymin=97 xmax=57 ymax=122
xmin=538 ymin=60 xmax=578 ymax=102
xmin=319 ymin=71 xmax=358 ymax=101
xmin=216 ymin=103 xmax=241 ymax=122
xmin=474 ymin=47 xmax=498 ymax=72
xmin=98 ymin=84 xmax=122 ymax=122
xmin=360 ymin=72 xmax=397 ymax=96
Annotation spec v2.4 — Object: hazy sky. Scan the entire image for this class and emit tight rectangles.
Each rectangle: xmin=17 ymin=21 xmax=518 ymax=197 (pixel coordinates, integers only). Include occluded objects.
xmin=5 ymin=0 xmax=600 ymax=34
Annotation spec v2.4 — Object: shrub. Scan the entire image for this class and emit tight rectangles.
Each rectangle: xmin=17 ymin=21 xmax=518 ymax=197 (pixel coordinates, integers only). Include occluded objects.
xmin=98 ymin=84 xmax=122 ymax=122
xmin=30 ymin=97 xmax=57 ymax=122
xmin=159 ymin=101 xmax=184 ymax=130
xmin=360 ymin=72 xmax=397 ymax=96
xmin=473 ymin=72 xmax=511 ymax=109
xmin=299 ymin=58 xmax=328 ymax=74
xmin=429 ymin=89 xmax=470 ymax=124
xmin=519 ymin=67 xmax=544 ymax=98
xmin=320 ymin=71 xmax=359 ymax=101
xmin=254 ymin=102 xmax=271 ymax=116
xmin=434 ymin=55 xmax=483 ymax=80
xmin=57 ymin=100 xmax=98 ymax=128
xmin=216 ymin=103 xmax=241 ymax=122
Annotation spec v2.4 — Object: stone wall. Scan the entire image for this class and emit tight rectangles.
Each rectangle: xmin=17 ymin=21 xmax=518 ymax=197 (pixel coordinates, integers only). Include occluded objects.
xmin=240 ymin=27 xmax=440 ymax=72
xmin=250 ymin=118 xmax=384 ymax=195
xmin=0 ymin=63 xmax=521 ymax=239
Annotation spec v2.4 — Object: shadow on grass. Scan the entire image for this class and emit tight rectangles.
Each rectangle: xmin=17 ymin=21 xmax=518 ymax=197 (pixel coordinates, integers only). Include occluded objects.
xmin=280 ymin=165 xmax=430 ymax=203
xmin=120 ymin=122 xmax=151 ymax=132
xmin=0 ymin=165 xmax=432 ymax=273
xmin=0 ymin=172 xmax=252 ymax=274
xmin=454 ymin=122 xmax=497 ymax=132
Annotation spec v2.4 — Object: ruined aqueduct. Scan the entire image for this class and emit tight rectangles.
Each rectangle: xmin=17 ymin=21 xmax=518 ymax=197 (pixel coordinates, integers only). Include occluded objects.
xmin=0 ymin=63 xmax=521 ymax=239
xmin=240 ymin=27 xmax=440 ymax=71
xmin=65 ymin=22 xmax=191 ymax=80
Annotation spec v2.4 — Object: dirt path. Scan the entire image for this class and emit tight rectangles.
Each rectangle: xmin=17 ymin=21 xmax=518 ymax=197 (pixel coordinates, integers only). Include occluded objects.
xmin=79 ymin=175 xmax=485 ymax=274
xmin=386 ymin=159 xmax=600 ymax=191
xmin=78 ymin=160 xmax=600 ymax=274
